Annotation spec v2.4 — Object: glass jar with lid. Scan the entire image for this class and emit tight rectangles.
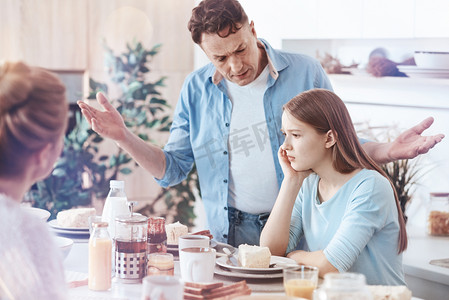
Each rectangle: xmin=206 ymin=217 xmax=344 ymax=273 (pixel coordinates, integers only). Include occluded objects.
xmin=427 ymin=192 xmax=449 ymax=236
xmin=114 ymin=214 xmax=148 ymax=283
xmin=313 ymin=272 xmax=373 ymax=300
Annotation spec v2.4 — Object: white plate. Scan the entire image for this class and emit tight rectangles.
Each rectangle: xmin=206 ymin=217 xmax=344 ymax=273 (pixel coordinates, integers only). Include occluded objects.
xmin=48 ymin=219 xmax=89 ymax=231
xmin=214 ymin=265 xmax=283 ymax=279
xmin=167 ymin=239 xmax=218 ymax=249
xmin=216 ymin=255 xmax=297 ymax=274
xmin=22 ymin=206 xmax=51 ymax=221
xmin=49 ymin=226 xmax=91 ymax=237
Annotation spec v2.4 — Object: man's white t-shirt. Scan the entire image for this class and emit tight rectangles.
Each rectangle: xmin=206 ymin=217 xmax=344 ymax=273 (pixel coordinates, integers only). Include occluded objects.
xmin=225 ymin=66 xmax=279 ymax=214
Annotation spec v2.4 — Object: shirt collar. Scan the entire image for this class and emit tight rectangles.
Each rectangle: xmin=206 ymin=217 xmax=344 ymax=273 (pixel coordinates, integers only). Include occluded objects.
xmin=211 ymin=38 xmax=284 ymax=85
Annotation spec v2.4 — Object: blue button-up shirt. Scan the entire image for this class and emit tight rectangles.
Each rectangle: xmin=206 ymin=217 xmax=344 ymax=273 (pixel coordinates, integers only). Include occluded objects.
xmin=156 ymin=39 xmax=333 ymax=243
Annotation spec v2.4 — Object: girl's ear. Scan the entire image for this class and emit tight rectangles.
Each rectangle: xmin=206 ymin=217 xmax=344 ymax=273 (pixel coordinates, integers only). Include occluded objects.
xmin=325 ymin=130 xmax=337 ymax=149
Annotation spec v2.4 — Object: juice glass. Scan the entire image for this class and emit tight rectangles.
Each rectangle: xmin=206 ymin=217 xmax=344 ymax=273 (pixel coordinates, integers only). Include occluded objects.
xmin=283 ymin=265 xmax=319 ymax=300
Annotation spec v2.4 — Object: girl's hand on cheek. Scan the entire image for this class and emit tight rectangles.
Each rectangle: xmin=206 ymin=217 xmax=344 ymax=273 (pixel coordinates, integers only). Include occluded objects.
xmin=278 ymin=147 xmax=312 ymax=182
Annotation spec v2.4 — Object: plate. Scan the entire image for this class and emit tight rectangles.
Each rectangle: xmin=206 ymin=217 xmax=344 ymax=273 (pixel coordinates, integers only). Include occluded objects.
xmin=214 ymin=265 xmax=283 ymax=279
xmin=397 ymin=66 xmax=449 ymax=79
xmin=48 ymin=219 xmax=89 ymax=231
xmin=216 ymin=255 xmax=297 ymax=274
xmin=49 ymin=225 xmax=90 ymax=237
xmin=234 ymin=296 xmax=306 ymax=300
xmin=22 ymin=206 xmax=51 ymax=221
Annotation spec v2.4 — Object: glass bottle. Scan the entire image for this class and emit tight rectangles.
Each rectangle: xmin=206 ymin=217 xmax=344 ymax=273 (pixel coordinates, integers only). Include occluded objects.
xmin=147 ymin=217 xmax=167 ymax=254
xmin=313 ymin=273 xmax=373 ymax=300
xmin=427 ymin=192 xmax=449 ymax=236
xmin=102 ymin=180 xmax=129 ymax=238
xmin=88 ymin=221 xmax=112 ymax=291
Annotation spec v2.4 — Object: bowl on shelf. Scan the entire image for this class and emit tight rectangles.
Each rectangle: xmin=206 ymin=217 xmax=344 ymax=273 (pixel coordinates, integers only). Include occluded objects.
xmin=414 ymin=51 xmax=449 ymax=69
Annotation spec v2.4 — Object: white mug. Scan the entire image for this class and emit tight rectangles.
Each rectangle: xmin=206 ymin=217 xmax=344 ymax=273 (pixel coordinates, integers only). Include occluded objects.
xmin=178 ymin=234 xmax=210 ymax=251
xmin=179 ymin=247 xmax=216 ymax=283
xmin=141 ymin=275 xmax=183 ymax=300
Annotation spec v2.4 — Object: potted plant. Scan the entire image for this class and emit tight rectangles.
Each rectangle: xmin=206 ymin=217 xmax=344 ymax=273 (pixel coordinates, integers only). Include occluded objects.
xmin=29 ymin=40 xmax=199 ymax=226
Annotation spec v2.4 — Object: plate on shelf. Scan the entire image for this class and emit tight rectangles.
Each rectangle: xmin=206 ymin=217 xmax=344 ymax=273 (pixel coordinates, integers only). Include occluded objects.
xmin=216 ymin=255 xmax=297 ymax=274
xmin=397 ymin=66 xmax=449 ymax=79
xmin=48 ymin=219 xmax=89 ymax=232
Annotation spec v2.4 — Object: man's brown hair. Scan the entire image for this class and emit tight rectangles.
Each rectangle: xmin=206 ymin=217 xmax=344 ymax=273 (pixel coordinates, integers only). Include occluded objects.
xmin=188 ymin=0 xmax=248 ymax=45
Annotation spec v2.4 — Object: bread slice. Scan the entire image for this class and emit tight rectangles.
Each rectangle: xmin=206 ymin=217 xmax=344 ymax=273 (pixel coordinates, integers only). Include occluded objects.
xmin=238 ymin=244 xmax=271 ymax=268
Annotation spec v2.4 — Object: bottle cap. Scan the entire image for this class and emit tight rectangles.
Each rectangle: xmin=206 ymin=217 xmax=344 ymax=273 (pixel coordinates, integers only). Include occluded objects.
xmin=110 ymin=180 xmax=125 ymax=189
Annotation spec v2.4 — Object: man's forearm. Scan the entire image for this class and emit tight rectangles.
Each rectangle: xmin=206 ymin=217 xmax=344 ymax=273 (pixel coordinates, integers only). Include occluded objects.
xmin=362 ymin=141 xmax=392 ymax=165
xmin=116 ymin=127 xmax=166 ymax=179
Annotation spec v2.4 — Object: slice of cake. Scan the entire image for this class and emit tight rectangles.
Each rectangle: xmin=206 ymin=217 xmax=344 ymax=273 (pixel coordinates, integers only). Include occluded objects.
xmin=165 ymin=221 xmax=188 ymax=245
xmin=56 ymin=207 xmax=96 ymax=228
xmin=368 ymin=285 xmax=412 ymax=300
xmin=238 ymin=244 xmax=271 ymax=268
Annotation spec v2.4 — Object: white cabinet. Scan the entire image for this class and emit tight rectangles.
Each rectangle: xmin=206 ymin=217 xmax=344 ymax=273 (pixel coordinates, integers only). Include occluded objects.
xmin=415 ymin=0 xmax=449 ymax=38
xmin=315 ymin=0 xmax=363 ymax=39
xmin=241 ymin=0 xmax=449 ymax=40
xmin=362 ymin=0 xmax=414 ymax=38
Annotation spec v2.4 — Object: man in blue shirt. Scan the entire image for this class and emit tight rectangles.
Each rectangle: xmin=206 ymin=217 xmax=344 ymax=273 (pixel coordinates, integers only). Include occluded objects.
xmin=78 ymin=0 xmax=444 ymax=246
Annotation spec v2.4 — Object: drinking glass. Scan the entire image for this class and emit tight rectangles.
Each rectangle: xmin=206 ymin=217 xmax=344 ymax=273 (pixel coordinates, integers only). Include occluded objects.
xmin=283 ymin=265 xmax=319 ymax=300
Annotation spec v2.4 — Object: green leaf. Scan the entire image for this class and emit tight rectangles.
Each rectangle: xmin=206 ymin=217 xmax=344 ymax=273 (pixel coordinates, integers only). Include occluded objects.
xmin=120 ymin=168 xmax=132 ymax=175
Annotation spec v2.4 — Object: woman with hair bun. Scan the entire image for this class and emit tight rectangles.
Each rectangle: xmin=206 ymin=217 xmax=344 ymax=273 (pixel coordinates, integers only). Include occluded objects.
xmin=0 ymin=61 xmax=68 ymax=299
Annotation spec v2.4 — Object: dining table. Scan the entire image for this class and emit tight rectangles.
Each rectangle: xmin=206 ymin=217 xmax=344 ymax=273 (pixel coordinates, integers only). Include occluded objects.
xmin=63 ymin=237 xmax=426 ymax=300
xmin=64 ymin=240 xmax=287 ymax=300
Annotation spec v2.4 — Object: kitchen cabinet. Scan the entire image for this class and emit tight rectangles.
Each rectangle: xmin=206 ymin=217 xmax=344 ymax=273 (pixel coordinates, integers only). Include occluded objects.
xmin=403 ymin=225 xmax=449 ymax=300
xmin=415 ymin=0 xmax=449 ymax=38
xmin=362 ymin=0 xmax=414 ymax=38
xmin=0 ymin=0 xmax=87 ymax=70
xmin=240 ymin=0 xmax=449 ymax=41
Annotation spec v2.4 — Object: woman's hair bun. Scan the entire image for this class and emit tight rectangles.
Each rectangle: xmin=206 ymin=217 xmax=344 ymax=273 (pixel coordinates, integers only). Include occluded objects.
xmin=0 ymin=61 xmax=33 ymax=116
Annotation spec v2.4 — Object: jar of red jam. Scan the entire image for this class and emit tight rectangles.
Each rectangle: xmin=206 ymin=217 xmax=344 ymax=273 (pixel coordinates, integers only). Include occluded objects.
xmin=147 ymin=217 xmax=167 ymax=254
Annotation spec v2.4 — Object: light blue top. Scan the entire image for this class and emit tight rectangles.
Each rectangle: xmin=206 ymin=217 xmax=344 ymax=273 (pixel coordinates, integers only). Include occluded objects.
xmin=155 ymin=39 xmax=332 ymax=243
xmin=286 ymin=169 xmax=406 ymax=285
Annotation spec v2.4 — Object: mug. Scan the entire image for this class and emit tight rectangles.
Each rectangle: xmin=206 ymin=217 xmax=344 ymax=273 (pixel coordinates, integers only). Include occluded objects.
xmin=178 ymin=234 xmax=210 ymax=251
xmin=179 ymin=247 xmax=216 ymax=283
xmin=141 ymin=275 xmax=183 ymax=300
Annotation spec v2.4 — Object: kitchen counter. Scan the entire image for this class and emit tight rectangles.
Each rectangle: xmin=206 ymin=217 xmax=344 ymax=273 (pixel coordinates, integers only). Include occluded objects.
xmin=403 ymin=225 xmax=449 ymax=300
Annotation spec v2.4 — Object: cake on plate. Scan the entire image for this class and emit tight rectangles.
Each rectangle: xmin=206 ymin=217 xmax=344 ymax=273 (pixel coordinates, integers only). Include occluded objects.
xmin=165 ymin=221 xmax=188 ymax=245
xmin=238 ymin=244 xmax=271 ymax=268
